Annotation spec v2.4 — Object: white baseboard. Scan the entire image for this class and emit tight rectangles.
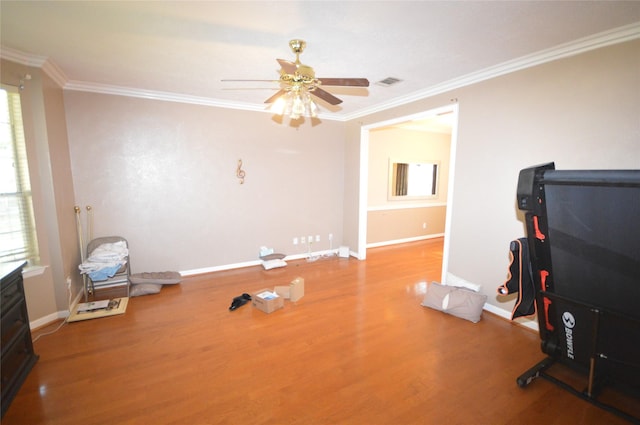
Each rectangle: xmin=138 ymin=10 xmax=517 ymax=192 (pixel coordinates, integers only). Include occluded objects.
xmin=30 ymin=286 xmax=83 ymax=330
xmin=483 ymin=303 xmax=539 ymax=331
xmin=367 ymin=234 xmax=444 ymax=249
xmin=180 ymin=249 xmax=340 ymax=276
xmin=181 ymin=259 xmax=263 ymax=276
xmin=30 ymin=311 xmax=65 ymax=330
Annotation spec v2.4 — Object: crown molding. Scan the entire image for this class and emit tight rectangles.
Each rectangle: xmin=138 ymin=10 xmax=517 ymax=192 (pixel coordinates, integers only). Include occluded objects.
xmin=64 ymin=81 xmax=339 ymax=120
xmin=2 ymin=22 xmax=639 ymax=122
xmin=64 ymin=80 xmax=271 ymax=111
xmin=1 ymin=45 xmax=68 ymax=88
xmin=0 ymin=45 xmax=48 ymax=67
xmin=341 ymin=22 xmax=640 ymax=121
xmin=41 ymin=60 xmax=68 ymax=88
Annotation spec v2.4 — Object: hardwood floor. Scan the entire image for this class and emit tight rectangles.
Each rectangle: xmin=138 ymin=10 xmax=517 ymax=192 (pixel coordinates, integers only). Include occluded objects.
xmin=4 ymin=239 xmax=638 ymax=424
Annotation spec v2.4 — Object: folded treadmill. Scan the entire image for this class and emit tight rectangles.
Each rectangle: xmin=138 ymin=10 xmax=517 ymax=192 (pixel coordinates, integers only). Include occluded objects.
xmin=515 ymin=162 xmax=640 ymax=423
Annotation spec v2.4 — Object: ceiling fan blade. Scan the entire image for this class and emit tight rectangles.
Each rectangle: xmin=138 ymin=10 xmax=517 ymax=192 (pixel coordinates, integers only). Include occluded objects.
xmin=277 ymin=59 xmax=297 ymax=74
xmin=312 ymin=87 xmax=343 ymax=105
xmin=318 ymin=78 xmax=369 ymax=87
xmin=264 ymin=89 xmax=286 ymax=104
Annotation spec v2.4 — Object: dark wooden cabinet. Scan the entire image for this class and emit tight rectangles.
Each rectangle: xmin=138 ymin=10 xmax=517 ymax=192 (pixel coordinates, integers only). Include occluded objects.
xmin=1 ymin=261 xmax=38 ymax=417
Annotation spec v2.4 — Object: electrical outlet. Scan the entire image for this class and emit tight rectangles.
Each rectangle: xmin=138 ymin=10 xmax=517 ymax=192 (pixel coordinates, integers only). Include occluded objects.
xmin=293 ymin=237 xmax=298 ymax=245
xmin=315 ymin=235 xmax=320 ymax=242
xmin=329 ymin=233 xmax=333 ymax=241
xmin=423 ymin=222 xmax=427 ymax=229
xmin=308 ymin=235 xmax=313 ymax=244
xmin=301 ymin=236 xmax=306 ymax=244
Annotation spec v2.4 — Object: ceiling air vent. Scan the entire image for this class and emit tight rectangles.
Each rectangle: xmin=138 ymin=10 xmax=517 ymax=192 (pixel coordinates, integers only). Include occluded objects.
xmin=376 ymin=77 xmax=402 ymax=87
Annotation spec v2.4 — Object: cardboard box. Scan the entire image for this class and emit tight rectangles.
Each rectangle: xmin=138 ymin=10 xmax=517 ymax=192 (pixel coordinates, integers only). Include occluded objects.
xmin=338 ymin=246 xmax=350 ymax=258
xmin=252 ymin=289 xmax=284 ymax=313
xmin=275 ymin=277 xmax=305 ymax=302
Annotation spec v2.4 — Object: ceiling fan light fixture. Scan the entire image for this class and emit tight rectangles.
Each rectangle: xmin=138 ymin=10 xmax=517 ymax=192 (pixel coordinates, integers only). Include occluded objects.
xmin=223 ymin=39 xmax=366 ymax=122
xmin=270 ymin=95 xmax=288 ymax=115
xmin=306 ymin=94 xmax=318 ymax=117
xmin=270 ymin=86 xmax=318 ymax=120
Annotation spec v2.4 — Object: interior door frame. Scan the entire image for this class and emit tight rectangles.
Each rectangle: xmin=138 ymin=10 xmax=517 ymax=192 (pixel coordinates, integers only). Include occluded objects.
xmin=357 ymin=103 xmax=459 ymax=280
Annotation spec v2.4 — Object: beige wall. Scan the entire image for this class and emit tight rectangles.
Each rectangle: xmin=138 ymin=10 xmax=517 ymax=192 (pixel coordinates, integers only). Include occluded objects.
xmin=366 ymin=127 xmax=450 ymax=244
xmin=40 ymin=66 xmax=80 ymax=310
xmin=1 ymin=59 xmax=79 ymax=324
xmin=64 ymin=92 xmax=347 ymax=273
xmin=346 ymin=39 xmax=640 ymax=325
xmin=342 ymin=122 xmax=363 ymax=255
xmin=368 ymin=128 xmax=450 ymax=206
xmin=367 ymin=206 xmax=446 ymax=245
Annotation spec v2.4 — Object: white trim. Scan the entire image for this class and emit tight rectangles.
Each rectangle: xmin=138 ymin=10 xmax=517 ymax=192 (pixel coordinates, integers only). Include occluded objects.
xmin=65 ymin=80 xmax=267 ymax=111
xmin=30 ymin=311 xmax=65 ymax=330
xmin=367 ymin=234 xmax=444 ymax=249
xmin=64 ymin=80 xmax=341 ymax=120
xmin=30 ymin=310 xmax=67 ymax=330
xmin=179 ymin=249 xmax=340 ymax=277
xmin=341 ymin=22 xmax=640 ymax=121
xmin=0 ymin=46 xmax=48 ymax=67
xmin=357 ymin=126 xmax=370 ymax=260
xmin=482 ymin=303 xmax=539 ymax=332
xmin=180 ymin=259 xmax=263 ymax=276
xmin=29 ymin=282 xmax=82 ymax=329
xmin=3 ymin=22 xmax=637 ymax=120
xmin=22 ymin=265 xmax=47 ymax=279
xmin=362 ymin=106 xmax=454 ymax=131
xmin=368 ymin=202 xmax=447 ymax=212
xmin=286 ymin=249 xmax=339 ymax=261
xmin=440 ymin=103 xmax=459 ymax=279
xmin=360 ymin=104 xmax=458 ymax=273
xmin=41 ymin=59 xmax=68 ymax=88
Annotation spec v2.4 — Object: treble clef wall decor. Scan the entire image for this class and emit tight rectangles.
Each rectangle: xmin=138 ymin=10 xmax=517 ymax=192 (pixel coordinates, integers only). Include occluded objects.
xmin=236 ymin=159 xmax=246 ymax=184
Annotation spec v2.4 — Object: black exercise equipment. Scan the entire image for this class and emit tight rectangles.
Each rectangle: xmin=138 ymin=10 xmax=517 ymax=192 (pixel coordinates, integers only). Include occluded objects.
xmin=513 ymin=162 xmax=640 ymax=424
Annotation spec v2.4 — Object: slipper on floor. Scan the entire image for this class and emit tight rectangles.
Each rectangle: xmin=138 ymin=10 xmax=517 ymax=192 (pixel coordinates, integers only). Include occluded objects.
xmin=229 ymin=293 xmax=251 ymax=311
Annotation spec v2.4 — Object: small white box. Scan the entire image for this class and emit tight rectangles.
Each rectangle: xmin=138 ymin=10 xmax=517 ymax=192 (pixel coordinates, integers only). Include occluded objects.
xmin=274 ymin=277 xmax=304 ymax=302
xmin=338 ymin=246 xmax=350 ymax=258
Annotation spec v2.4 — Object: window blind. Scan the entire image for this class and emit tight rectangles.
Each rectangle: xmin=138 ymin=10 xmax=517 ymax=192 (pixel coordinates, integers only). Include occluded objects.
xmin=0 ymin=86 xmax=40 ymax=265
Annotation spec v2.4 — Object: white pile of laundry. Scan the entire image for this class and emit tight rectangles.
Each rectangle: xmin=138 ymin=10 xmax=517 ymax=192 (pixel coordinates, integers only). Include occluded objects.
xmin=79 ymin=241 xmax=128 ymax=281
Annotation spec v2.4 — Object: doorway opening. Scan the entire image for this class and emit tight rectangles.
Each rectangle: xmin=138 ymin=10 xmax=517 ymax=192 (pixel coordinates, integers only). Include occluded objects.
xmin=358 ymin=104 xmax=458 ymax=280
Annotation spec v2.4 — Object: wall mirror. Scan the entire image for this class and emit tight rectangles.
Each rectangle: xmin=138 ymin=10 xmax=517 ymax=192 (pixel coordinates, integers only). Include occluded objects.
xmin=388 ymin=159 xmax=439 ymax=200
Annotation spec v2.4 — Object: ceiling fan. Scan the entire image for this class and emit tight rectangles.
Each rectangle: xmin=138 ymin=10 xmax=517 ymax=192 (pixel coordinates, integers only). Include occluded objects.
xmin=223 ymin=39 xmax=369 ymax=118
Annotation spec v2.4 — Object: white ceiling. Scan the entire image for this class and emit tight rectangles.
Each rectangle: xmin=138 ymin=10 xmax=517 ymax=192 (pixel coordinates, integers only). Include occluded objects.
xmin=2 ymin=1 xmax=640 ymax=120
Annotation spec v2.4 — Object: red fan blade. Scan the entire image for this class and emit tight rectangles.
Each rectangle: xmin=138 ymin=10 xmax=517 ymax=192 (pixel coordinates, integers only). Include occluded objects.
xmin=312 ymin=87 xmax=343 ymax=105
xmin=277 ymin=59 xmax=297 ymax=74
xmin=317 ymin=78 xmax=369 ymax=87
xmin=264 ymin=89 xmax=286 ymax=104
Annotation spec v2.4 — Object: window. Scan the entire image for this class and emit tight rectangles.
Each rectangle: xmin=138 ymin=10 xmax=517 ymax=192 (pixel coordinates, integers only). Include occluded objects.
xmin=0 ymin=86 xmax=39 ymax=265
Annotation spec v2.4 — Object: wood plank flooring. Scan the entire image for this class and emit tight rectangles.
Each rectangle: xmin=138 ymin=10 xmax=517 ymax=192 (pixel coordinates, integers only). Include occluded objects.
xmin=4 ymin=239 xmax=638 ymax=424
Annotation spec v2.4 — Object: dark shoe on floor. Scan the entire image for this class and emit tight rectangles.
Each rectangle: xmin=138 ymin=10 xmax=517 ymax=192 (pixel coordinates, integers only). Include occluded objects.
xmin=229 ymin=293 xmax=252 ymax=311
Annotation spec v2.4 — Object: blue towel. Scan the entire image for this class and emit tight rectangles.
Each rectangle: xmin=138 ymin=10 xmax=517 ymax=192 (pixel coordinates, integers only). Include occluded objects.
xmin=88 ymin=264 xmax=123 ymax=282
